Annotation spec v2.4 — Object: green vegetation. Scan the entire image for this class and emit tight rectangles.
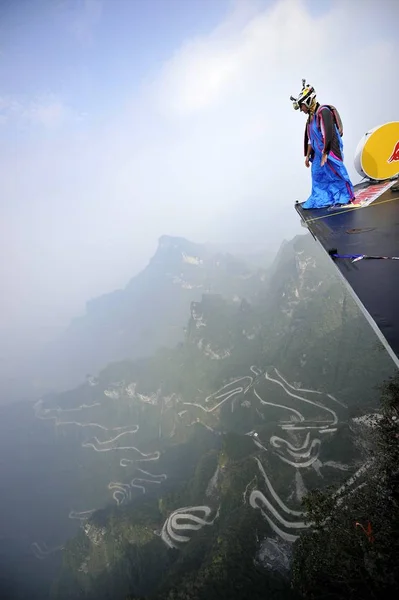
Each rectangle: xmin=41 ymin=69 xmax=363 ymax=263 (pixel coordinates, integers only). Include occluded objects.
xmin=147 ymin=512 xmax=297 ymax=600
xmin=54 ymin=429 xmax=296 ymax=600
xmin=3 ymin=232 xmax=397 ymax=600
xmin=48 ymin=234 xmax=397 ymax=599
xmin=291 ymin=374 xmax=399 ymax=599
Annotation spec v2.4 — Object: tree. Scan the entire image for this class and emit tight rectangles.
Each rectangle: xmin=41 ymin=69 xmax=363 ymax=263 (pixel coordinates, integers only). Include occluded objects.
xmin=291 ymin=373 xmax=399 ymax=599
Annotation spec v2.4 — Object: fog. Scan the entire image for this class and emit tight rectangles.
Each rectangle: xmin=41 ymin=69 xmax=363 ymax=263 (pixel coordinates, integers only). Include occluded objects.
xmin=1 ymin=0 xmax=398 ymax=388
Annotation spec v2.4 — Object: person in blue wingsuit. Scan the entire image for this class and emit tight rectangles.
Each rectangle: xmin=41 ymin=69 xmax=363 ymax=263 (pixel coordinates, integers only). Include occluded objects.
xmin=291 ymin=80 xmax=355 ymax=209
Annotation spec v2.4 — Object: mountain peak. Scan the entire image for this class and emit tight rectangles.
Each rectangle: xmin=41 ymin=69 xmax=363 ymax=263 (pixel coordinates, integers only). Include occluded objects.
xmin=158 ymin=234 xmax=190 ymax=247
xmin=157 ymin=234 xmax=203 ymax=252
xmin=151 ymin=235 xmax=207 ymax=266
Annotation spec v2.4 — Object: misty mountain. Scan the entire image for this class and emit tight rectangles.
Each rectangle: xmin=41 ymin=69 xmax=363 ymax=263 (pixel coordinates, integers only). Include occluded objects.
xmin=49 ymin=234 xmax=394 ymax=600
xmin=0 ymin=231 xmax=394 ymax=600
xmin=28 ymin=235 xmax=271 ymax=396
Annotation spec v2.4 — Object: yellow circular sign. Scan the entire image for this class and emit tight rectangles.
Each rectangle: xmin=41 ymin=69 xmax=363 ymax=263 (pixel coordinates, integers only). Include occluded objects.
xmin=355 ymin=121 xmax=399 ymax=181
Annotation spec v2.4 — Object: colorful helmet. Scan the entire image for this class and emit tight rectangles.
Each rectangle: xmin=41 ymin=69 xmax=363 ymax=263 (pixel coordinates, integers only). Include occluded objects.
xmin=290 ymin=79 xmax=316 ymax=110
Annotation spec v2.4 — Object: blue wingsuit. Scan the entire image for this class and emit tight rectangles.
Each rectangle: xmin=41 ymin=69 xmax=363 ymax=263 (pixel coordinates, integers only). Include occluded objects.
xmin=302 ymin=105 xmax=355 ymax=209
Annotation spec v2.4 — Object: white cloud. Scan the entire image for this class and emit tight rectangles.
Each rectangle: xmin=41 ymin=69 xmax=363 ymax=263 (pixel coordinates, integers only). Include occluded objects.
xmin=0 ymin=93 xmax=74 ymax=128
xmin=25 ymin=97 xmax=72 ymax=128
xmin=155 ymin=0 xmax=327 ymax=118
xmin=143 ymin=0 xmax=398 ymax=233
xmin=0 ymin=95 xmax=23 ymax=123
xmin=1 ymin=0 xmax=399 ymax=350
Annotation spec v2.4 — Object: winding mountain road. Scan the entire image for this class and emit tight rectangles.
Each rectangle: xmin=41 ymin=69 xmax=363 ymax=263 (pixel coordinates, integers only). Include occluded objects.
xmin=161 ymin=506 xmax=219 ymax=549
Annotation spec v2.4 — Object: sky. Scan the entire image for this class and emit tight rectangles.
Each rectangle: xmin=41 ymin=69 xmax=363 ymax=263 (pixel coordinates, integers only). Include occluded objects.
xmin=1 ymin=0 xmax=399 ymax=366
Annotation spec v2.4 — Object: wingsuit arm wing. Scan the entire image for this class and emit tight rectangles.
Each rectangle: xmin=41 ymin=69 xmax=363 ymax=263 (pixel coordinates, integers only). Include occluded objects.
xmin=319 ymin=107 xmax=335 ymax=154
xmin=304 ymin=123 xmax=314 ymax=159
xmin=304 ymin=124 xmax=308 ymax=157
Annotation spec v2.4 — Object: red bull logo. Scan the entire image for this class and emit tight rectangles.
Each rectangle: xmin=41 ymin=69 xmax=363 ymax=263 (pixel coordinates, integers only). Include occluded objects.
xmin=387 ymin=140 xmax=399 ymax=163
